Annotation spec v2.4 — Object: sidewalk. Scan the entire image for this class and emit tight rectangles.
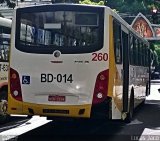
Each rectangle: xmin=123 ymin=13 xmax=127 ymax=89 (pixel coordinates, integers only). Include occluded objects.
xmin=140 ymin=84 xmax=160 ymax=139
xmin=151 ymin=79 xmax=160 ymax=84
xmin=146 ymin=84 xmax=160 ymax=101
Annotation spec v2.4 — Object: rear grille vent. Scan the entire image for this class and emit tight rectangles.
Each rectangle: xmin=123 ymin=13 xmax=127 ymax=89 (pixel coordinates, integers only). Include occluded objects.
xmin=43 ymin=109 xmax=69 ymax=114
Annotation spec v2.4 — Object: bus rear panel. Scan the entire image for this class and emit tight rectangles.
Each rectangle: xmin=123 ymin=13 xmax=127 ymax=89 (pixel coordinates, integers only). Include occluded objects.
xmin=8 ymin=4 xmax=110 ymax=119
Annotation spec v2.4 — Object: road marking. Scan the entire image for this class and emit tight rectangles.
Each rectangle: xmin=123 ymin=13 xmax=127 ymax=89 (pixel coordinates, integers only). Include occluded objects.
xmin=139 ymin=128 xmax=160 ymax=141
xmin=141 ymin=128 xmax=160 ymax=135
xmin=10 ymin=114 xmax=28 ymax=117
xmin=0 ymin=116 xmax=52 ymax=141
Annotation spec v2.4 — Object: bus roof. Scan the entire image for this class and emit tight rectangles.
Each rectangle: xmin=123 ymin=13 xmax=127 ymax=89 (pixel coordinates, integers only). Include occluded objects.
xmin=15 ymin=3 xmax=106 ymax=9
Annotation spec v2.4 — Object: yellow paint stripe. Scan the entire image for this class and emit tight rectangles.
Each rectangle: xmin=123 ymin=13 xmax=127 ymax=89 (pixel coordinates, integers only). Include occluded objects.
xmin=108 ymin=16 xmax=123 ymax=112
xmin=108 ymin=15 xmax=116 ymax=97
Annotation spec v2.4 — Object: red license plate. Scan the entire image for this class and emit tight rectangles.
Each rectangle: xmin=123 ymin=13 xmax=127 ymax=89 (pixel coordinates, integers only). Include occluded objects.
xmin=48 ymin=95 xmax=65 ymax=102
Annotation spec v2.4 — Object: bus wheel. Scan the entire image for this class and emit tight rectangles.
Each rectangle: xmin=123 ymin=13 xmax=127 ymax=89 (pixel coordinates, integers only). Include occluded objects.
xmin=125 ymin=89 xmax=134 ymax=123
xmin=0 ymin=90 xmax=9 ymax=123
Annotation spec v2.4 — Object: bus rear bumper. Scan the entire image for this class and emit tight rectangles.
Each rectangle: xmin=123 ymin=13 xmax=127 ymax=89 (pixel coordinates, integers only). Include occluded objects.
xmin=17 ymin=102 xmax=92 ymax=118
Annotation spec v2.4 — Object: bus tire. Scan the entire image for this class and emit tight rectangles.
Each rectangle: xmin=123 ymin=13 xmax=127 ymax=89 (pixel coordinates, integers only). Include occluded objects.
xmin=125 ymin=88 xmax=134 ymax=123
xmin=0 ymin=90 xmax=9 ymax=123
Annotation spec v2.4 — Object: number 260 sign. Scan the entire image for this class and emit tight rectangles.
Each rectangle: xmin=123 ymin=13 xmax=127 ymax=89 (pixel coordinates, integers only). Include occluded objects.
xmin=92 ymin=53 xmax=108 ymax=61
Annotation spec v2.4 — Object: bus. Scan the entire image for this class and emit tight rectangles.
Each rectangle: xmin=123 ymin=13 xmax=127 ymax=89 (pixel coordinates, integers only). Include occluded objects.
xmin=0 ymin=17 xmax=12 ymax=122
xmin=8 ymin=4 xmax=151 ymax=122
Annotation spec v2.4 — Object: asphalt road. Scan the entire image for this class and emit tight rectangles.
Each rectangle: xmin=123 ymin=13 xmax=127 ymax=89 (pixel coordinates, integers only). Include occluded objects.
xmin=1 ymin=83 xmax=160 ymax=141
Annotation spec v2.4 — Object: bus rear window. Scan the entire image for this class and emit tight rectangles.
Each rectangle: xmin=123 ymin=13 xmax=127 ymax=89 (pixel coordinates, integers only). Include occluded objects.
xmin=75 ymin=13 xmax=98 ymax=26
xmin=0 ymin=34 xmax=10 ymax=62
xmin=16 ymin=6 xmax=104 ymax=54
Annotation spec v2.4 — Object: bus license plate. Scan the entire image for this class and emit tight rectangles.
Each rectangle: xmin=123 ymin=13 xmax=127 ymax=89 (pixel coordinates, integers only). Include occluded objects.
xmin=48 ymin=95 xmax=65 ymax=102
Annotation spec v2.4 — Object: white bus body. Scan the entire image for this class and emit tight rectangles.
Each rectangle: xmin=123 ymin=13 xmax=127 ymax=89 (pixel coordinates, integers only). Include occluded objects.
xmin=8 ymin=4 xmax=150 ymax=121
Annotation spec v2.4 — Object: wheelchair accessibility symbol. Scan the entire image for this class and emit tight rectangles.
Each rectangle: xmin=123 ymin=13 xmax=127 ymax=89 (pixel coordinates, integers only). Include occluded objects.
xmin=22 ymin=76 xmax=30 ymax=84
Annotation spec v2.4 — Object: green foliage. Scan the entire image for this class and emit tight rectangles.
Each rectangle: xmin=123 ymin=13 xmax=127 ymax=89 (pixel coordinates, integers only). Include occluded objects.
xmin=79 ymin=0 xmax=104 ymax=5
xmin=150 ymin=42 xmax=160 ymax=68
xmin=0 ymin=0 xmax=16 ymax=8
xmin=105 ymin=0 xmax=160 ymax=14
xmin=156 ymin=48 xmax=160 ymax=65
xmin=154 ymin=43 xmax=160 ymax=65
xmin=79 ymin=0 xmax=160 ymax=14
xmin=52 ymin=0 xmax=79 ymax=3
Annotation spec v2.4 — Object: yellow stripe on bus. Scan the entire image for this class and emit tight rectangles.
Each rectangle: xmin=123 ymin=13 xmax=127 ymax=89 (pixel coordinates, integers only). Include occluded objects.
xmin=108 ymin=15 xmax=116 ymax=98
xmin=108 ymin=15 xmax=123 ymax=112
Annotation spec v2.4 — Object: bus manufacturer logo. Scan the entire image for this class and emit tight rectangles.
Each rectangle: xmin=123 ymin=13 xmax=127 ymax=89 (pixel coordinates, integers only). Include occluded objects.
xmin=53 ymin=50 xmax=61 ymax=58
xmin=22 ymin=76 xmax=30 ymax=84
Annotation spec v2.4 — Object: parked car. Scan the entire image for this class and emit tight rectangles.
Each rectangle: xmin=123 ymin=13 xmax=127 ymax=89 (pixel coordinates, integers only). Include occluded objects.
xmin=151 ymin=71 xmax=160 ymax=79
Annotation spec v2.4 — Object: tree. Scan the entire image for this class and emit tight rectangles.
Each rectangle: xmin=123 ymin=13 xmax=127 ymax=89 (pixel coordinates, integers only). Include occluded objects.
xmin=150 ymin=42 xmax=159 ymax=72
xmin=103 ymin=0 xmax=160 ymax=15
xmin=0 ymin=0 xmax=16 ymax=8
xmin=79 ymin=0 xmax=104 ymax=5
xmin=51 ymin=0 xmax=79 ymax=3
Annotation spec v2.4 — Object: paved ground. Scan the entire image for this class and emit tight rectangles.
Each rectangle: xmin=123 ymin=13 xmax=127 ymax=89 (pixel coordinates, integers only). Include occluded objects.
xmin=140 ymin=83 xmax=160 ymax=137
xmin=0 ymin=83 xmax=160 ymax=141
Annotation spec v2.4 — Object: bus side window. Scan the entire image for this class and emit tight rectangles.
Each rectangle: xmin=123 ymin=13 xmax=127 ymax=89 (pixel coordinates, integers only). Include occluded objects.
xmin=113 ymin=20 xmax=122 ymax=64
xmin=0 ymin=50 xmax=3 ymax=61
xmin=138 ymin=41 xmax=142 ymax=66
xmin=144 ymin=45 xmax=148 ymax=67
xmin=132 ymin=37 xmax=136 ymax=65
xmin=142 ymin=44 xmax=145 ymax=66
xmin=133 ymin=38 xmax=138 ymax=65
xmin=0 ymin=45 xmax=8 ymax=62
xmin=129 ymin=34 xmax=134 ymax=65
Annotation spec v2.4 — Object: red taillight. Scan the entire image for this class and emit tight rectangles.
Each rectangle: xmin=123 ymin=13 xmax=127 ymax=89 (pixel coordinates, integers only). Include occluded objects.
xmin=10 ymin=68 xmax=22 ymax=101
xmin=92 ymin=70 xmax=109 ymax=105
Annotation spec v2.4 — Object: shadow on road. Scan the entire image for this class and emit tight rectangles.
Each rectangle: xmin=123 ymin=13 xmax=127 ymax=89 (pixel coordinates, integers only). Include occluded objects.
xmin=18 ymin=99 xmax=160 ymax=141
xmin=117 ymin=100 xmax=160 ymax=135
xmin=0 ymin=116 xmax=31 ymax=133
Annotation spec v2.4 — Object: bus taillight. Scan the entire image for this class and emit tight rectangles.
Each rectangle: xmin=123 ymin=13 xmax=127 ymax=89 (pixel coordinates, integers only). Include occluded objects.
xmin=92 ymin=70 xmax=109 ymax=105
xmin=10 ymin=68 xmax=22 ymax=101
